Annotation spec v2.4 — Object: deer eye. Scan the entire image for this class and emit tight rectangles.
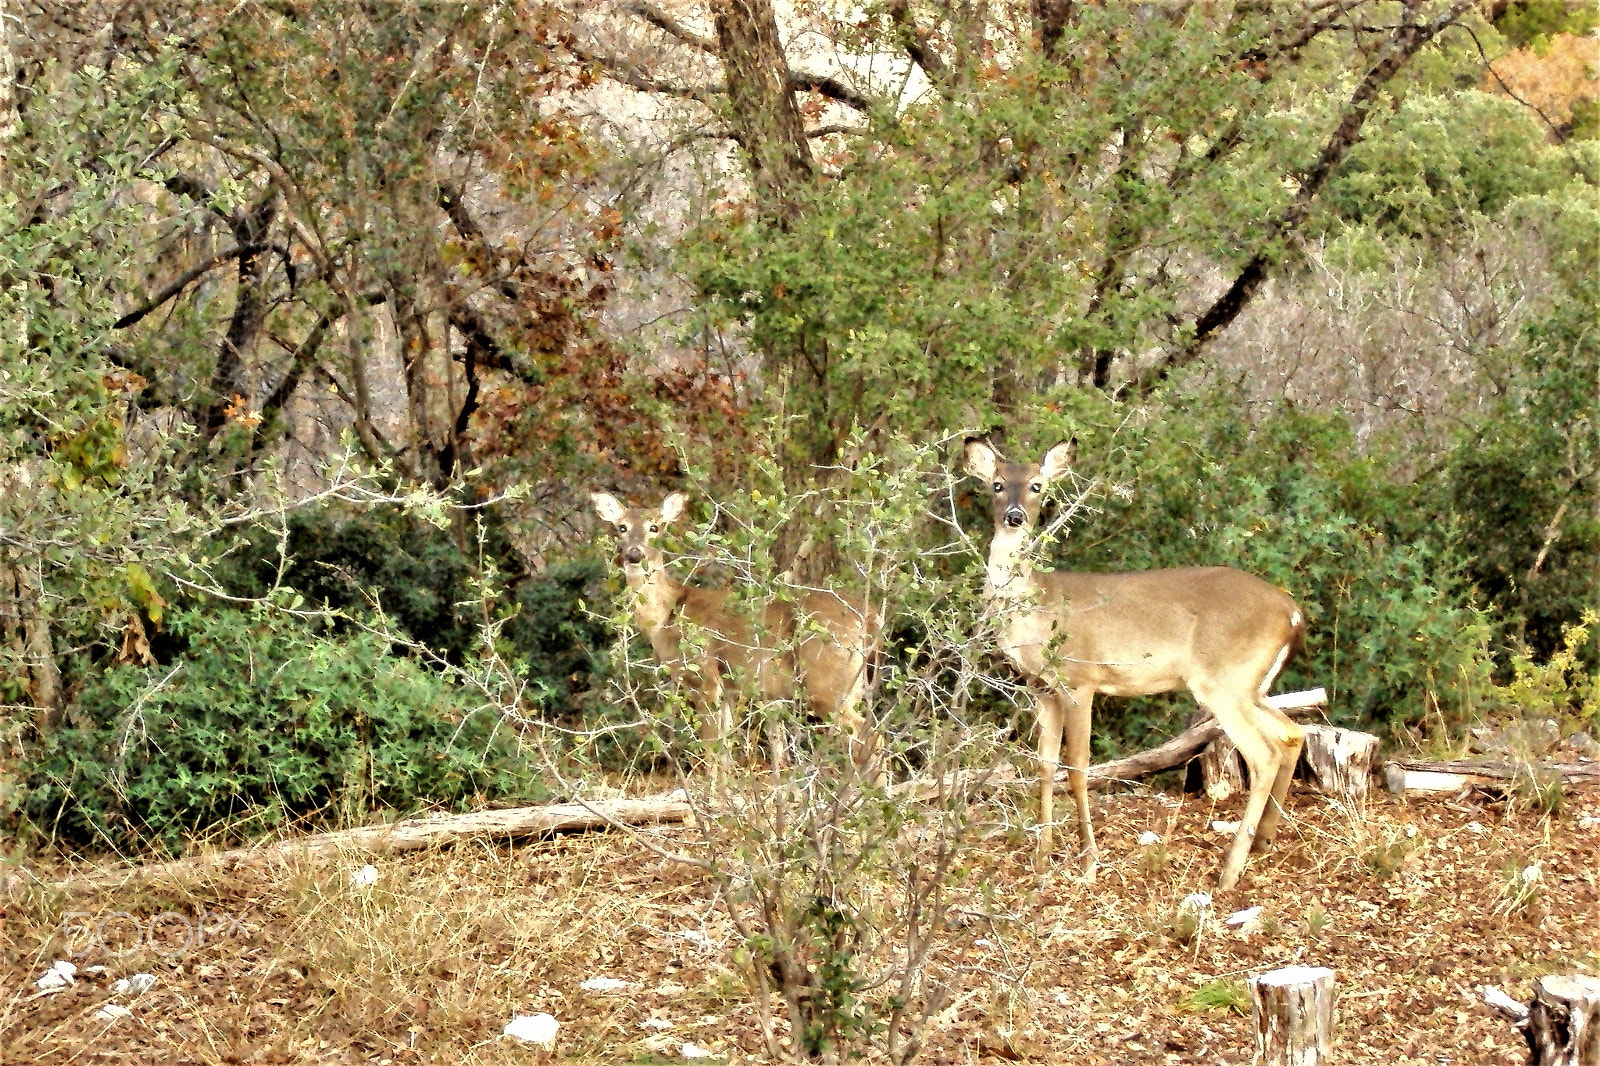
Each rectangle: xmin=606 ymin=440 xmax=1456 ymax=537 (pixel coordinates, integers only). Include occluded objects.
xmin=992 ymin=482 xmax=1003 ymax=493
xmin=1029 ymin=482 xmax=1042 ymax=494
xmin=618 ymin=523 xmax=630 ymax=533
xmin=648 ymin=524 xmax=659 ymax=533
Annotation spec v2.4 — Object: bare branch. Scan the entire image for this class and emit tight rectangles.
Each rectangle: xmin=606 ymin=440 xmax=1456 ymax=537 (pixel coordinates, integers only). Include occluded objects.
xmin=570 ymin=39 xmax=721 ymax=106
xmin=114 ymin=244 xmax=251 ymax=329
xmin=1149 ymin=0 xmax=1490 ymax=387
xmin=886 ymin=0 xmax=950 ymax=89
xmin=619 ymin=0 xmax=717 ymax=53
xmin=789 ymin=71 xmax=880 ymax=115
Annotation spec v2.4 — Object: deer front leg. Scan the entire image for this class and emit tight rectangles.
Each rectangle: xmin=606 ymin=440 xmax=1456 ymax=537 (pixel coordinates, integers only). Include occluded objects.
xmin=1252 ymin=703 xmax=1305 ymax=850
xmin=1033 ymin=689 xmax=1066 ymax=871
xmin=1063 ymin=685 xmax=1099 ymax=882
xmin=1214 ymin=714 xmax=1281 ymax=891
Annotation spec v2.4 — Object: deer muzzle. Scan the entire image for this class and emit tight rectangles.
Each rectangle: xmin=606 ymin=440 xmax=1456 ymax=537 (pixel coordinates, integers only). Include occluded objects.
xmin=623 ymin=546 xmax=645 ymax=565
xmin=1004 ymin=507 xmax=1027 ymax=528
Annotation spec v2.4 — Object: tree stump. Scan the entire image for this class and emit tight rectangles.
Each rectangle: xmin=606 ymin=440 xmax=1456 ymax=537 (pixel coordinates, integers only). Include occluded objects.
xmin=1196 ymin=690 xmax=1326 ymax=800
xmin=1201 ymin=734 xmax=1245 ymax=800
xmin=1526 ymin=973 xmax=1600 ymax=1066
xmin=1300 ymin=726 xmax=1380 ymax=809
xmin=1250 ymin=965 xmax=1336 ymax=1066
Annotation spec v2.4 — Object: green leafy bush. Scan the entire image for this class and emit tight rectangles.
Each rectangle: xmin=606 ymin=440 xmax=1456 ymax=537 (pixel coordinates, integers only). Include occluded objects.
xmin=12 ymin=607 xmax=543 ymax=852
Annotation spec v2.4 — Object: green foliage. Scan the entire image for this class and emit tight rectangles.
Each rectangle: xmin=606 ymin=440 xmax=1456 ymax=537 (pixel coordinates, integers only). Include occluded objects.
xmin=1321 ymin=91 xmax=1569 ymax=241
xmin=218 ymin=506 xmax=613 ymax=717
xmin=1444 ymin=274 xmax=1600 ymax=662
xmin=1494 ymin=0 xmax=1600 ymax=48
xmin=1180 ymin=979 xmax=1249 ymax=1016
xmin=0 ymin=53 xmax=204 ymax=665
xmin=11 ymin=607 xmax=541 ymax=852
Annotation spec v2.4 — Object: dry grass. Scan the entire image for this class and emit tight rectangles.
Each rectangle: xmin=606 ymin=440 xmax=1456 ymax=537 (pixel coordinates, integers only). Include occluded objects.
xmin=4 ymin=783 xmax=1598 ymax=1064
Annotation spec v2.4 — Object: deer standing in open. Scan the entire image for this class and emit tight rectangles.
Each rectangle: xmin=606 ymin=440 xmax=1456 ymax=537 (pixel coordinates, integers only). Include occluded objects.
xmin=591 ymin=491 xmax=882 ymax=782
xmin=963 ymin=439 xmax=1306 ymax=890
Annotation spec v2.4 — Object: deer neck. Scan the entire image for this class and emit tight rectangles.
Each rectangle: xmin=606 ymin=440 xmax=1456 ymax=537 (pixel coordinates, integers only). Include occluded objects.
xmin=623 ymin=558 xmax=685 ymax=643
xmin=984 ymin=525 xmax=1039 ymax=602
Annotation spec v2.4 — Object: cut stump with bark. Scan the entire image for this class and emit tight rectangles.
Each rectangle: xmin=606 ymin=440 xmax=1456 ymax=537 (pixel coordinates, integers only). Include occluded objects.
xmin=1526 ymin=973 xmax=1600 ymax=1066
xmin=1250 ymin=965 xmax=1336 ymax=1066
xmin=1201 ymin=733 xmax=1245 ymax=800
xmin=1300 ymin=725 xmax=1380 ymax=808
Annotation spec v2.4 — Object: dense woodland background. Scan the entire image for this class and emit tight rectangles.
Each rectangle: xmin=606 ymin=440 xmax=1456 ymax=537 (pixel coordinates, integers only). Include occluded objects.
xmin=1 ymin=0 xmax=1597 ymax=854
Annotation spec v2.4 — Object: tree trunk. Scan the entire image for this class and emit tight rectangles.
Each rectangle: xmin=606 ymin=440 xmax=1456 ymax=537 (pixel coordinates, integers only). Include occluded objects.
xmin=711 ymin=0 xmax=813 ymax=217
xmin=1250 ymin=965 xmax=1336 ymax=1066
xmin=1525 ymin=974 xmax=1600 ymax=1066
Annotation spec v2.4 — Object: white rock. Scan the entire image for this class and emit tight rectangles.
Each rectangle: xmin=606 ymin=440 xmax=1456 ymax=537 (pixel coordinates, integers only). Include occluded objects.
xmin=1226 ymin=906 xmax=1263 ymax=927
xmin=504 ymin=1012 xmax=559 ymax=1048
xmin=351 ymin=864 xmax=379 ymax=887
xmin=1181 ymin=892 xmax=1213 ymax=912
xmin=94 ymin=1004 xmax=132 ymax=1023
xmin=35 ymin=961 xmax=76 ymax=991
xmin=974 ymin=938 xmax=993 ymax=947
xmin=682 ymin=1042 xmax=715 ymax=1059
xmin=111 ymin=973 xmax=157 ymax=995
xmin=1137 ymin=830 xmax=1162 ymax=846
xmin=1211 ymin=820 xmax=1241 ymax=834
xmin=641 ymin=1018 xmax=674 ymax=1030
xmin=580 ymin=976 xmax=636 ymax=992
xmin=1521 ymin=863 xmax=1541 ymax=884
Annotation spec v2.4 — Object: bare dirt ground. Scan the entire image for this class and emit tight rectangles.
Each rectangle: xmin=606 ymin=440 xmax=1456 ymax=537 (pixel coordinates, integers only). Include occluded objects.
xmin=4 ymin=782 xmax=1597 ymax=1064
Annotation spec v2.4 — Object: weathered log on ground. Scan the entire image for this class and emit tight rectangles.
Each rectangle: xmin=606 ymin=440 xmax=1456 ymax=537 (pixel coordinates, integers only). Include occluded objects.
xmin=47 ymin=795 xmax=693 ymax=890
xmin=1525 ymin=973 xmax=1600 ymax=1066
xmin=1383 ymin=757 xmax=1599 ymax=797
xmin=1100 ymin=690 xmax=1327 ymax=791
xmin=1250 ymin=965 xmax=1336 ymax=1066
xmin=1300 ymin=726 xmax=1381 ymax=808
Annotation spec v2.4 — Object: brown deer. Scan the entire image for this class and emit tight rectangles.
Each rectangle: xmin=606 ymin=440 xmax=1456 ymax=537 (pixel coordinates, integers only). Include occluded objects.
xmin=590 ymin=491 xmax=882 ymax=781
xmin=962 ymin=439 xmax=1306 ymax=890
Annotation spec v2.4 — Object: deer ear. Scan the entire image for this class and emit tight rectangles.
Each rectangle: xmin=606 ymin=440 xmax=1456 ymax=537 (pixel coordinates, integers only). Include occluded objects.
xmin=1038 ymin=439 xmax=1076 ymax=484
xmin=659 ymin=491 xmax=687 ymax=525
xmin=590 ymin=492 xmax=626 ymax=526
xmin=963 ymin=439 xmax=998 ymax=481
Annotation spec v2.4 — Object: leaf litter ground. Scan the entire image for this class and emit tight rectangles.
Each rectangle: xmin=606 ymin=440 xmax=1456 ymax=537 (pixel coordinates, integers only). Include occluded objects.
xmin=4 ymin=785 xmax=1596 ymax=1064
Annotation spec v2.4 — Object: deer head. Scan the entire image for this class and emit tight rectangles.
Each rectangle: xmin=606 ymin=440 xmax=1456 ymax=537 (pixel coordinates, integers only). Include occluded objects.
xmin=590 ymin=491 xmax=687 ymax=581
xmin=963 ymin=438 xmax=1076 ymax=534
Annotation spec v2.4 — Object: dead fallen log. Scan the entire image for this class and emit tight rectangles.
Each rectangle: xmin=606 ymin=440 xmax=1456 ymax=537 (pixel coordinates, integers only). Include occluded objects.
xmin=1383 ymin=757 xmax=1599 ymax=797
xmin=46 ymin=795 xmax=693 ymax=890
xmin=1121 ymin=690 xmax=1329 ymax=792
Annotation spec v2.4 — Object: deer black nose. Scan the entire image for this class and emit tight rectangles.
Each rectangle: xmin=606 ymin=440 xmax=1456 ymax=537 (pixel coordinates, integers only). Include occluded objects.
xmin=1004 ymin=507 xmax=1026 ymax=528
xmin=623 ymin=546 xmax=644 ymax=565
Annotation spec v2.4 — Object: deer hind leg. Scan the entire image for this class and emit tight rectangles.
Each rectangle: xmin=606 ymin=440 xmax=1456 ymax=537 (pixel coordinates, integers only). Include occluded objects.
xmin=1032 ymin=688 xmax=1067 ymax=870
xmin=1063 ymin=684 xmax=1099 ymax=882
xmin=1201 ymin=687 xmax=1283 ymax=892
xmin=1251 ymin=701 xmax=1305 ymax=850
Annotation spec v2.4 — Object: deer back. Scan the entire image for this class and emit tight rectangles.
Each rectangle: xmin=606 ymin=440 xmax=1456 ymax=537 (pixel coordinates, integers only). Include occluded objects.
xmin=1011 ymin=566 xmax=1300 ymax=697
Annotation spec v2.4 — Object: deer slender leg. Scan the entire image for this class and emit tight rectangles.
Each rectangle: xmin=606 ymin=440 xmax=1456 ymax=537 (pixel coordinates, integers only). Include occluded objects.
xmin=1063 ymin=684 xmax=1098 ymax=882
xmin=1252 ymin=702 xmax=1305 ymax=848
xmin=1203 ymin=688 xmax=1282 ymax=891
xmin=1034 ymin=689 xmax=1067 ymax=868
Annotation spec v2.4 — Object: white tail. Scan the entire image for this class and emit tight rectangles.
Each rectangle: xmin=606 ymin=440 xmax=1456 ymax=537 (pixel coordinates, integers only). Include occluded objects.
xmin=591 ymin=491 xmax=881 ymax=781
xmin=963 ymin=439 xmax=1306 ymax=890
